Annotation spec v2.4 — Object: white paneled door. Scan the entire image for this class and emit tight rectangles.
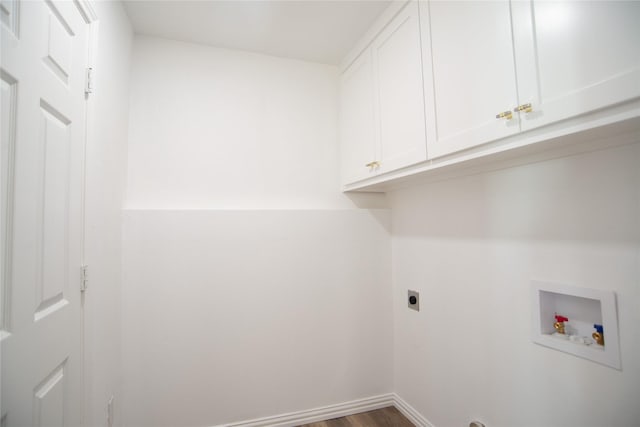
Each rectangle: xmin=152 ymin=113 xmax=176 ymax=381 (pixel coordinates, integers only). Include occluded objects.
xmin=1 ymin=1 xmax=89 ymax=426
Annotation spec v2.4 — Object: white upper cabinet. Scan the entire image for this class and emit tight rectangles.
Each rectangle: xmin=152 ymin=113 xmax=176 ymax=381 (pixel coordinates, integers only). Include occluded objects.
xmin=372 ymin=0 xmax=427 ymax=175
xmin=420 ymin=0 xmax=640 ymax=159
xmin=420 ymin=0 xmax=520 ymax=159
xmin=340 ymin=1 xmax=426 ymax=186
xmin=513 ymin=0 xmax=640 ymax=132
xmin=340 ymin=0 xmax=640 ymax=189
xmin=340 ymin=50 xmax=377 ymax=185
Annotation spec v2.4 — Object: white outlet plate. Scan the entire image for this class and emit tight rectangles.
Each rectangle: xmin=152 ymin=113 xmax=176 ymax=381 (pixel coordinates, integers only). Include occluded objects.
xmin=408 ymin=290 xmax=419 ymax=311
xmin=531 ymin=280 xmax=620 ymax=370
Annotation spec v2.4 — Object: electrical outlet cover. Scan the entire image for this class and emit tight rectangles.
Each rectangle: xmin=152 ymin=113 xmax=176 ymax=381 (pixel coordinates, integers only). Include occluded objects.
xmin=408 ymin=290 xmax=419 ymax=311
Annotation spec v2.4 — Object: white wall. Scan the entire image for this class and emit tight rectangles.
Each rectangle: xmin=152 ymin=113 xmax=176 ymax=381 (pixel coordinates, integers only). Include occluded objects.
xmin=83 ymin=3 xmax=132 ymax=426
xmin=121 ymin=33 xmax=640 ymax=427
xmin=388 ymin=143 xmax=640 ymax=427
xmin=122 ymin=210 xmax=392 ymax=426
xmin=122 ymin=36 xmax=391 ymax=426
xmin=125 ymin=36 xmax=384 ymax=210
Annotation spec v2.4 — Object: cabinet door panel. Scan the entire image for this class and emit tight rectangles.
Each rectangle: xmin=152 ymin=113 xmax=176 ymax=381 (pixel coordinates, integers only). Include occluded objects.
xmin=514 ymin=0 xmax=640 ymax=131
xmin=373 ymin=0 xmax=427 ymax=173
xmin=340 ymin=50 xmax=376 ymax=185
xmin=421 ymin=0 xmax=520 ymax=159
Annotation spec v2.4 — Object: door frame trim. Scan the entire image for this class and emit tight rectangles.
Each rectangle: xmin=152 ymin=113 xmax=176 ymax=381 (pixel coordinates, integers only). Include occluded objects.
xmin=74 ymin=2 xmax=98 ymax=426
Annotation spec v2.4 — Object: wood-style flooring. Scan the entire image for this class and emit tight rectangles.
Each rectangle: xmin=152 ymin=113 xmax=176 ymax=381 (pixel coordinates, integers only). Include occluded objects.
xmin=298 ymin=406 xmax=415 ymax=427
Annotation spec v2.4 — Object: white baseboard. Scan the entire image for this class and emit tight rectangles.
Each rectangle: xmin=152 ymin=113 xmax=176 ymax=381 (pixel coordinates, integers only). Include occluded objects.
xmin=215 ymin=392 xmax=436 ymax=427
xmin=391 ymin=393 xmax=435 ymax=427
xmin=219 ymin=394 xmax=395 ymax=427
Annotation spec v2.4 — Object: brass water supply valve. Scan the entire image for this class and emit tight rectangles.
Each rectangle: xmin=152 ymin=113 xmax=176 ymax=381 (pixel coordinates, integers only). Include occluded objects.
xmin=554 ymin=315 xmax=568 ymax=334
xmin=592 ymin=324 xmax=604 ymax=346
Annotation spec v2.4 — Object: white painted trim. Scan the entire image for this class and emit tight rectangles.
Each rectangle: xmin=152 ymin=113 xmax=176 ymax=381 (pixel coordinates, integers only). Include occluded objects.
xmin=216 ymin=394 xmax=395 ymax=427
xmin=79 ymin=3 xmax=98 ymax=427
xmin=392 ymin=393 xmax=435 ymax=427
xmin=343 ymin=103 xmax=640 ymax=192
xmin=211 ymin=393 xmax=437 ymax=427
xmin=339 ymin=1 xmax=409 ymax=73
xmin=74 ymin=0 xmax=98 ymax=23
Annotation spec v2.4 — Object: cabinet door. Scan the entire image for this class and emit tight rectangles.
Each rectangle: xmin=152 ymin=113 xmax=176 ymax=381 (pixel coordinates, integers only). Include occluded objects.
xmin=513 ymin=1 xmax=640 ymax=131
xmin=420 ymin=1 xmax=520 ymax=159
xmin=340 ymin=50 xmax=377 ymax=185
xmin=372 ymin=1 xmax=427 ymax=173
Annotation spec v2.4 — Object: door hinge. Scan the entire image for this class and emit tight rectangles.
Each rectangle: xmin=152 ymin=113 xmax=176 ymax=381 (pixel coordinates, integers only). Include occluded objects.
xmin=85 ymin=67 xmax=94 ymax=95
xmin=80 ymin=265 xmax=88 ymax=292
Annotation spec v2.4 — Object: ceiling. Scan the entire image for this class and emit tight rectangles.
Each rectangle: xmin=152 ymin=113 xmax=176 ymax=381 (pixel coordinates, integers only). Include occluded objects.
xmin=122 ymin=1 xmax=393 ymax=65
